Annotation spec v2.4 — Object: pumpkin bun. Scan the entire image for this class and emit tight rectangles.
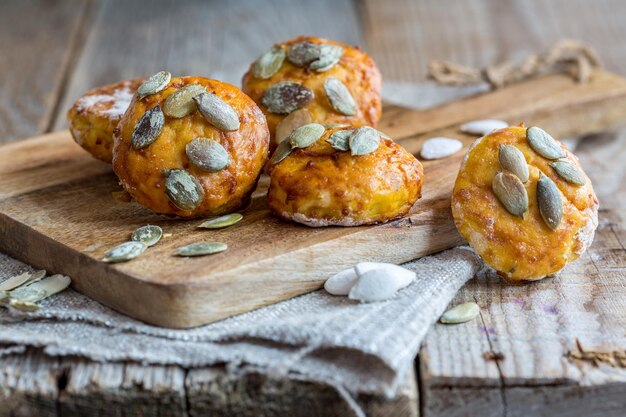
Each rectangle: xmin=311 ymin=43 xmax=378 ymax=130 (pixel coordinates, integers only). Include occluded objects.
xmin=67 ymin=78 xmax=144 ymax=163
xmin=267 ymin=124 xmax=423 ymax=227
xmin=113 ymin=73 xmax=270 ymax=218
xmin=452 ymin=125 xmax=598 ymax=282
xmin=242 ymin=36 xmax=382 ymax=152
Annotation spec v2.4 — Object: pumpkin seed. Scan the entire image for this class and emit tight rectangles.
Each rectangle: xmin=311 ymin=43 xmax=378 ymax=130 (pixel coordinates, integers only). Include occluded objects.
xmin=310 ymin=44 xmax=344 ymax=72
xmin=162 ymin=84 xmax=205 ymax=118
xmin=287 ymin=41 xmax=321 ymax=67
xmin=186 ymin=137 xmax=230 ymax=172
xmin=275 ymin=108 xmax=313 ymax=144
xmin=131 ymin=225 xmax=163 ymax=247
xmin=21 ymin=274 xmax=70 ymax=301
xmin=270 ymin=139 xmax=293 ymax=165
xmin=9 ymin=299 xmax=40 ymax=312
xmin=194 ymin=93 xmax=240 ymax=131
xmin=102 ymin=241 xmax=147 ymax=263
xmin=526 ymin=126 xmax=565 ymax=159
xmin=492 ymin=171 xmax=528 ymax=217
xmin=537 ymin=175 xmax=563 ymax=230
xmin=253 ymin=47 xmax=286 ymax=79
xmin=550 ymin=160 xmax=585 ymax=186
xmin=324 ymin=77 xmax=357 ymax=116
xmin=420 ymin=137 xmax=463 ymax=160
xmin=131 ymin=105 xmax=164 ymax=149
xmin=0 ymin=290 xmax=8 ymax=304
xmin=164 ymin=169 xmax=205 ymax=211
xmin=349 ymin=126 xmax=380 ymax=156
xmin=176 ymin=242 xmax=228 ymax=257
xmin=499 ymin=144 xmax=529 ymax=182
xmin=327 ymin=129 xmax=352 ymax=151
xmin=198 ymin=213 xmax=243 ymax=229
xmin=0 ymin=270 xmax=46 ymax=292
xmin=376 ymin=130 xmax=391 ymax=140
xmin=289 ymin=123 xmax=325 ymax=148
xmin=323 ymin=123 xmax=350 ymax=129
xmin=440 ymin=302 xmax=480 ymax=324
xmin=262 ymin=82 xmax=314 ymax=114
xmin=137 ymin=71 xmax=171 ymax=99
xmin=9 ymin=286 xmax=46 ymax=303
xmin=460 ymin=119 xmax=508 ymax=136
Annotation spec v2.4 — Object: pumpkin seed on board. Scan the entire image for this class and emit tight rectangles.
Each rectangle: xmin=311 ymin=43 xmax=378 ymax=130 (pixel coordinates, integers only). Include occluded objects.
xmin=275 ymin=108 xmax=312 ymax=144
xmin=131 ymin=225 xmax=163 ymax=247
xmin=460 ymin=119 xmax=508 ymax=136
xmin=137 ymin=71 xmax=171 ymax=99
xmin=194 ymin=93 xmax=240 ymax=131
xmin=0 ymin=270 xmax=45 ymax=292
xmin=176 ymin=242 xmax=228 ymax=257
xmin=326 ymin=129 xmax=352 ymax=151
xmin=102 ymin=241 xmax=147 ymax=263
xmin=131 ymin=105 xmax=165 ymax=149
xmin=162 ymin=84 xmax=206 ymax=118
xmin=324 ymin=77 xmax=357 ymax=116
xmin=420 ymin=137 xmax=463 ymax=160
xmin=349 ymin=126 xmax=380 ymax=156
xmin=164 ymin=169 xmax=205 ymax=211
xmin=286 ymin=41 xmax=321 ymax=67
xmin=440 ymin=302 xmax=480 ymax=324
xmin=270 ymin=139 xmax=293 ymax=165
xmin=498 ymin=144 xmax=529 ymax=182
xmin=289 ymin=123 xmax=325 ymax=148
xmin=492 ymin=171 xmax=528 ymax=217
xmin=186 ymin=138 xmax=231 ymax=172
xmin=310 ymin=44 xmax=344 ymax=72
xmin=537 ymin=175 xmax=563 ymax=230
xmin=550 ymin=160 xmax=586 ymax=186
xmin=262 ymin=82 xmax=315 ymax=114
xmin=526 ymin=126 xmax=566 ymax=159
xmin=253 ymin=46 xmax=286 ymax=79
xmin=198 ymin=213 xmax=243 ymax=229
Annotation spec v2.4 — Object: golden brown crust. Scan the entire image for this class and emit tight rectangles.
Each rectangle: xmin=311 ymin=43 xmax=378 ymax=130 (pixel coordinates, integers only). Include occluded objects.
xmin=242 ymin=36 xmax=382 ymax=151
xmin=113 ymin=76 xmax=270 ymax=218
xmin=67 ymin=79 xmax=144 ymax=163
xmin=267 ymin=127 xmax=423 ymax=227
xmin=451 ymin=125 xmax=599 ymax=281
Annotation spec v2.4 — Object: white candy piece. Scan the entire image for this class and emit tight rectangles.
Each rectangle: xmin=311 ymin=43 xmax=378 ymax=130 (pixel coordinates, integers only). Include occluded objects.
xmin=348 ymin=263 xmax=416 ymax=302
xmin=324 ymin=268 xmax=359 ymax=295
xmin=460 ymin=119 xmax=508 ymax=136
xmin=420 ymin=137 xmax=463 ymax=160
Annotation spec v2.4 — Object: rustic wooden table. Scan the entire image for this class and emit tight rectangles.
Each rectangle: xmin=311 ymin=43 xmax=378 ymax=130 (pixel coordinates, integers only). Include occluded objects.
xmin=1 ymin=1 xmax=625 ymax=416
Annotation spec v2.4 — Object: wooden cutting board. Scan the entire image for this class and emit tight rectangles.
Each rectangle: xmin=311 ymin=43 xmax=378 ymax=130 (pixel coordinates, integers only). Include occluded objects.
xmin=2 ymin=69 xmax=626 ymax=328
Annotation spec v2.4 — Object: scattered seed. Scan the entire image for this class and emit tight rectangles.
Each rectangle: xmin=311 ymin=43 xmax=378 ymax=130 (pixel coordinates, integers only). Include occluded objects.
xmin=550 ymin=160 xmax=586 ymax=186
xmin=176 ymin=242 xmax=227 ymax=257
xmin=131 ymin=225 xmax=163 ymax=247
xmin=253 ymin=46 xmax=286 ymax=79
xmin=310 ymin=44 xmax=344 ymax=72
xmin=9 ymin=299 xmax=40 ymax=312
xmin=526 ymin=126 xmax=566 ymax=159
xmin=492 ymin=171 xmax=528 ymax=217
xmin=131 ymin=105 xmax=165 ymax=149
xmin=440 ymin=302 xmax=480 ymax=324
xmin=348 ymin=263 xmax=415 ymax=302
xmin=460 ymin=119 xmax=508 ymax=136
xmin=162 ymin=84 xmax=205 ymax=118
xmin=164 ymin=169 xmax=205 ymax=211
xmin=324 ymin=268 xmax=359 ymax=296
xmin=0 ymin=290 xmax=8 ymax=304
xmin=275 ymin=108 xmax=312 ymax=144
xmin=137 ymin=71 xmax=171 ymax=99
xmin=198 ymin=213 xmax=243 ymax=229
xmin=289 ymin=123 xmax=325 ymax=148
xmin=270 ymin=139 xmax=293 ymax=165
xmin=327 ymin=129 xmax=352 ymax=151
xmin=324 ymin=77 xmax=357 ymax=116
xmin=287 ymin=41 xmax=321 ymax=67
xmin=0 ymin=270 xmax=46 ymax=291
xmin=537 ymin=175 xmax=563 ymax=230
xmin=499 ymin=144 xmax=529 ymax=182
xmin=20 ymin=274 xmax=71 ymax=301
xmin=186 ymin=137 xmax=230 ymax=172
xmin=349 ymin=126 xmax=380 ymax=156
xmin=194 ymin=93 xmax=240 ymax=131
xmin=262 ymin=82 xmax=314 ymax=114
xmin=420 ymin=137 xmax=463 ymax=160
xmin=9 ymin=286 xmax=46 ymax=303
xmin=102 ymin=241 xmax=147 ymax=263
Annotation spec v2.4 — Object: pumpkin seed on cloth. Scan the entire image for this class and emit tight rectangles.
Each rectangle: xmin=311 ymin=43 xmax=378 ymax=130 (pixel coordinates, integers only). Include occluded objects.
xmin=327 ymin=129 xmax=353 ymax=151
xmin=492 ymin=171 xmax=528 ymax=217
xmin=440 ymin=302 xmax=480 ymax=324
xmin=460 ymin=119 xmax=508 ymax=136
xmin=498 ymin=144 xmax=529 ymax=182
xmin=102 ymin=241 xmax=147 ymax=263
xmin=162 ymin=84 xmax=206 ymax=118
xmin=310 ymin=44 xmax=344 ymax=72
xmin=348 ymin=263 xmax=415 ymax=302
xmin=420 ymin=137 xmax=463 ymax=160
xmin=198 ymin=213 xmax=243 ymax=229
xmin=270 ymin=139 xmax=293 ymax=165
xmin=176 ymin=242 xmax=228 ymax=257
xmin=275 ymin=108 xmax=312 ymax=143
xmin=550 ymin=160 xmax=586 ymax=186
xmin=289 ymin=123 xmax=325 ymax=148
xmin=0 ymin=270 xmax=46 ymax=291
xmin=186 ymin=138 xmax=230 ymax=172
xmin=131 ymin=105 xmax=165 ymax=149
xmin=349 ymin=126 xmax=380 ymax=156
xmin=262 ymin=82 xmax=314 ymax=114
xmin=164 ymin=169 xmax=205 ymax=211
xmin=324 ymin=77 xmax=357 ymax=116
xmin=526 ymin=126 xmax=566 ymax=159
xmin=131 ymin=225 xmax=163 ymax=247
xmin=194 ymin=93 xmax=240 ymax=131
xmin=9 ymin=299 xmax=40 ymax=312
xmin=253 ymin=47 xmax=286 ymax=79
xmin=137 ymin=71 xmax=171 ymax=99
xmin=11 ymin=274 xmax=71 ymax=302
xmin=286 ymin=41 xmax=321 ymax=67
xmin=537 ymin=175 xmax=563 ymax=230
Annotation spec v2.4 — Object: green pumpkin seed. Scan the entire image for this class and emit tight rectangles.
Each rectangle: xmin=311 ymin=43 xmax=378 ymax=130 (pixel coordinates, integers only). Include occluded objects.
xmin=137 ymin=71 xmax=171 ymax=99
xmin=376 ymin=130 xmax=391 ymax=140
xmin=131 ymin=105 xmax=164 ymax=149
xmin=326 ymin=129 xmax=353 ymax=151
xmin=9 ymin=286 xmax=46 ymax=302
xmin=499 ymin=144 xmax=529 ymax=182
xmin=526 ymin=126 xmax=566 ymax=160
xmin=9 ymin=299 xmax=40 ymax=312
xmin=186 ymin=138 xmax=230 ymax=172
xmin=253 ymin=47 xmax=286 ymax=79
xmin=131 ymin=225 xmax=163 ymax=247
xmin=164 ymin=169 xmax=205 ymax=211
xmin=102 ymin=241 xmax=147 ymax=263
xmin=310 ymin=44 xmax=344 ymax=72
xmin=492 ymin=171 xmax=528 ymax=217
xmin=270 ymin=139 xmax=293 ymax=165
xmin=194 ymin=93 xmax=240 ymax=131
xmin=289 ymin=123 xmax=325 ymax=148
xmin=9 ymin=274 xmax=71 ymax=306
xmin=537 ymin=175 xmax=563 ymax=230
xmin=349 ymin=126 xmax=380 ymax=156
xmin=324 ymin=77 xmax=357 ymax=116
xmin=262 ymin=82 xmax=314 ymax=114
xmin=550 ymin=160 xmax=586 ymax=186
xmin=440 ymin=302 xmax=480 ymax=324
xmin=176 ymin=242 xmax=228 ymax=257
xmin=198 ymin=213 xmax=243 ymax=229
xmin=0 ymin=270 xmax=46 ymax=292
xmin=162 ymin=84 xmax=205 ymax=118
xmin=287 ymin=41 xmax=321 ymax=67
xmin=275 ymin=108 xmax=312 ymax=144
